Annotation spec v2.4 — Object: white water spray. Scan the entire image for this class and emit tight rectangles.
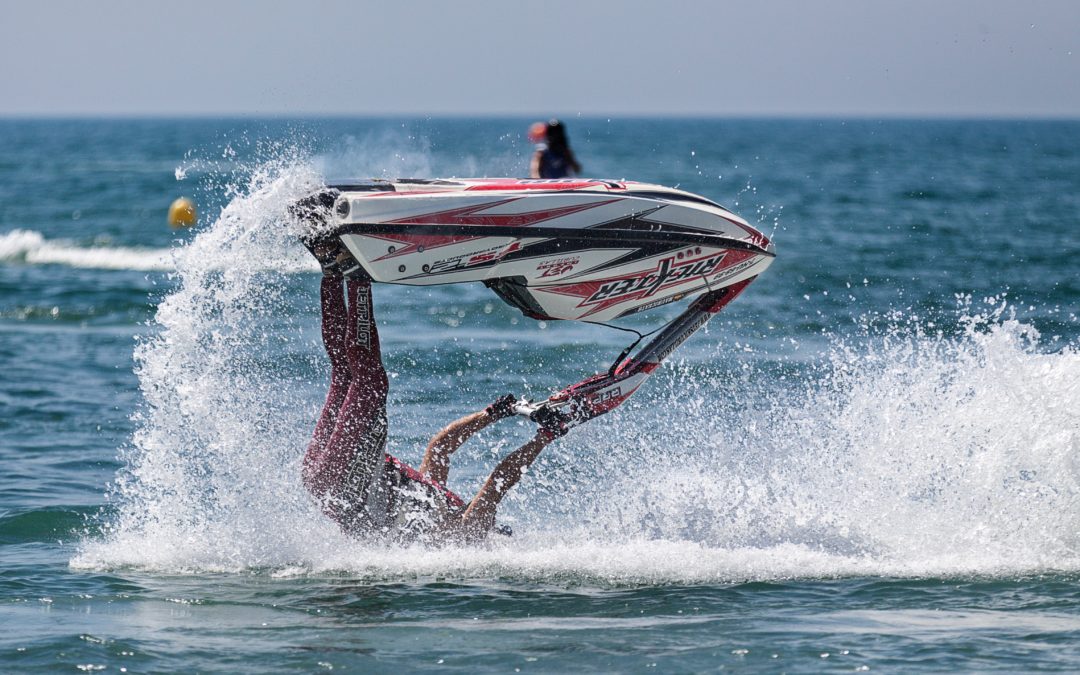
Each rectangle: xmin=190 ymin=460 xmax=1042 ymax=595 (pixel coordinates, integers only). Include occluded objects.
xmin=76 ymin=161 xmax=347 ymax=570
xmin=75 ymin=157 xmax=1080 ymax=582
xmin=533 ymin=300 xmax=1080 ymax=579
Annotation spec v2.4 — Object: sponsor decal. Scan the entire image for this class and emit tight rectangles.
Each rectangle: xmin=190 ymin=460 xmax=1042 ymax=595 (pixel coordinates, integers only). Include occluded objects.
xmin=426 ymin=241 xmax=523 ymax=274
xmin=467 ymin=241 xmax=521 ymax=266
xmin=710 ymin=255 xmax=759 ymax=283
xmin=590 ymin=386 xmax=623 ymax=405
xmin=627 ymin=294 xmax=680 ymax=314
xmin=354 ymin=284 xmax=372 ymax=350
xmin=536 ymin=256 xmax=581 ymax=278
xmin=585 ymin=253 xmax=724 ymax=305
xmin=539 ymin=248 xmax=753 ymax=320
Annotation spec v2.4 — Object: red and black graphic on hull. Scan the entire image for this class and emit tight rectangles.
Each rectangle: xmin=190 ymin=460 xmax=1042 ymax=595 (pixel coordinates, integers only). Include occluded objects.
xmin=540 ymin=248 xmax=757 ymax=319
xmin=369 ymin=198 xmax=617 ymax=262
xmin=462 ymin=179 xmax=627 ymax=192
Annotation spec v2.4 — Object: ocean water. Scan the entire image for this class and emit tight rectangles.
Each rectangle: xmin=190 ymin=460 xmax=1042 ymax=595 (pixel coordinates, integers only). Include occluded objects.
xmin=1 ymin=117 xmax=1079 ymax=672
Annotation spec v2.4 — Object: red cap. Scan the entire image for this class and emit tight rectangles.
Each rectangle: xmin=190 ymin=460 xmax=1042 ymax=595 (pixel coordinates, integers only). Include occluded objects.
xmin=527 ymin=121 xmax=547 ymax=143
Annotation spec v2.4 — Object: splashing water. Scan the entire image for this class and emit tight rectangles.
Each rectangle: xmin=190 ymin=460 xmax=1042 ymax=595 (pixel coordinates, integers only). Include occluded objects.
xmin=75 ymin=157 xmax=1080 ymax=582
xmin=76 ymin=160 xmax=343 ymax=571
xmin=535 ymin=301 xmax=1080 ymax=580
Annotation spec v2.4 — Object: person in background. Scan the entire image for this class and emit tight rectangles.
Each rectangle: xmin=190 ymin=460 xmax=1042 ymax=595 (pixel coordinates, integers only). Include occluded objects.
xmin=529 ymin=119 xmax=582 ymax=179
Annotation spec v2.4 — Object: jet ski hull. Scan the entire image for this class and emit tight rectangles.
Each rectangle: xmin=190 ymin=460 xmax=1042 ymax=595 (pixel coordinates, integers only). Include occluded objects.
xmin=303 ymin=178 xmax=774 ymax=323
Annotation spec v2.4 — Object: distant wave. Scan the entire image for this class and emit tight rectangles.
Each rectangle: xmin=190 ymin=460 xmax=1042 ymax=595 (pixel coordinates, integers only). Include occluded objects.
xmin=0 ymin=229 xmax=319 ymax=273
xmin=0 ymin=229 xmax=175 ymax=271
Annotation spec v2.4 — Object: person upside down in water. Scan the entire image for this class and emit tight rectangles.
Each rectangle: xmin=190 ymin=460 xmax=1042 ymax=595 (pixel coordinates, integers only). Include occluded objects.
xmin=302 ymin=248 xmax=559 ymax=542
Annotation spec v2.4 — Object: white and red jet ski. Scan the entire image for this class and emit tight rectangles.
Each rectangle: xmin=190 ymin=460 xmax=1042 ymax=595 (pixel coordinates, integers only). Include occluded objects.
xmin=297 ymin=178 xmax=775 ymax=434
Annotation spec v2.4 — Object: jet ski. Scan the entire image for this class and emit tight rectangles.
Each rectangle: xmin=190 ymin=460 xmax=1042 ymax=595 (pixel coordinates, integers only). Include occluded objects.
xmin=296 ymin=178 xmax=775 ymax=434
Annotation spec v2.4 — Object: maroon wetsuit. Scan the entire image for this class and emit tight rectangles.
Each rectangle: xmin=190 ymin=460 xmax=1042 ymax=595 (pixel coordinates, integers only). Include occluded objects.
xmin=304 ymin=276 xmax=464 ymax=538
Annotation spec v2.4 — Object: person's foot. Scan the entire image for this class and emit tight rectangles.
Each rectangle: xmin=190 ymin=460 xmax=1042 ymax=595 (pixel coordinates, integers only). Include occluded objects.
xmin=311 ymin=240 xmax=363 ymax=277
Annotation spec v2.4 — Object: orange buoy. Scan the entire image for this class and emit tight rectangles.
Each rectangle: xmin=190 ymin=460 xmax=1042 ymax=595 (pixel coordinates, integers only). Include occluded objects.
xmin=168 ymin=197 xmax=196 ymax=228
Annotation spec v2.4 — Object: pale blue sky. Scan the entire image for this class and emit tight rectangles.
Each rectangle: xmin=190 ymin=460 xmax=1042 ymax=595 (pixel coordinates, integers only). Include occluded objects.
xmin=2 ymin=0 xmax=1078 ymax=117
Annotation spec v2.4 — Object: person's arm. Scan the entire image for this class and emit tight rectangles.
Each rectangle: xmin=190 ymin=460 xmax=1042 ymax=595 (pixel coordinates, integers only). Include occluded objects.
xmin=457 ymin=429 xmax=557 ymax=539
xmin=419 ymin=411 xmax=490 ymax=485
xmin=529 ymin=149 xmax=543 ymax=178
xmin=420 ymin=395 xmax=517 ymax=485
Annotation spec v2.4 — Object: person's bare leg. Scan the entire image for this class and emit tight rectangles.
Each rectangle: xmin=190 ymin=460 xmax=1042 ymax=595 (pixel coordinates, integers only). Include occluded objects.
xmin=457 ymin=430 xmax=556 ymax=538
xmin=419 ymin=394 xmax=517 ymax=486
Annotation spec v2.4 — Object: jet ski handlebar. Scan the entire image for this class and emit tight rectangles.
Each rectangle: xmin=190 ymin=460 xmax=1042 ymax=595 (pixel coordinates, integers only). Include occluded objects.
xmin=508 ymin=278 xmax=757 ymax=437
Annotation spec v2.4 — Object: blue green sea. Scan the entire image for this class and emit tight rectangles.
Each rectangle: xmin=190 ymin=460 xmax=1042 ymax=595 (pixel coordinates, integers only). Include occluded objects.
xmin=2 ymin=117 xmax=1079 ymax=672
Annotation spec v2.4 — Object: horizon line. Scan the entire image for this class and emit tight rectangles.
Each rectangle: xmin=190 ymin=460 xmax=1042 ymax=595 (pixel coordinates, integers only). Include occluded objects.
xmin=2 ymin=111 xmax=1079 ymax=122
